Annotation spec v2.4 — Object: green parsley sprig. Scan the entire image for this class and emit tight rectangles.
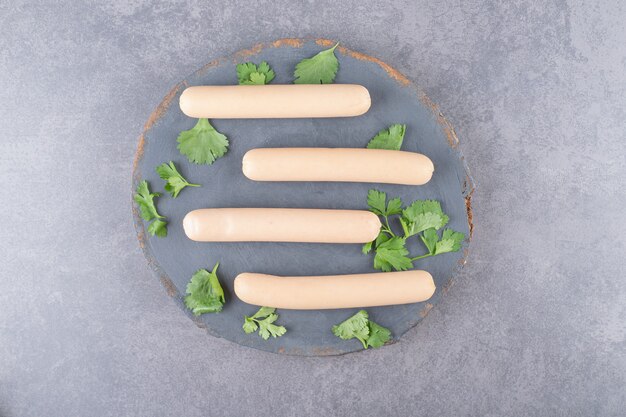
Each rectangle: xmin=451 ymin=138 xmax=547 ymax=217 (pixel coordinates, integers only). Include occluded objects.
xmin=367 ymin=124 xmax=407 ymax=150
xmin=243 ymin=307 xmax=287 ymax=340
xmin=363 ymin=190 xmax=465 ymax=271
xmin=237 ymin=61 xmax=275 ymax=85
xmin=133 ymin=180 xmax=168 ymax=237
xmin=332 ymin=310 xmax=391 ymax=349
xmin=155 ymin=161 xmax=200 ymax=198
xmin=184 ymin=263 xmax=226 ymax=315
xmin=177 ymin=118 xmax=229 ymax=165
xmin=294 ymin=43 xmax=340 ymax=84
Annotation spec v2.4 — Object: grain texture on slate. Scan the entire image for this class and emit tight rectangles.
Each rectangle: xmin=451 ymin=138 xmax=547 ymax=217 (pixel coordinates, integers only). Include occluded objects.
xmin=0 ymin=1 xmax=624 ymax=416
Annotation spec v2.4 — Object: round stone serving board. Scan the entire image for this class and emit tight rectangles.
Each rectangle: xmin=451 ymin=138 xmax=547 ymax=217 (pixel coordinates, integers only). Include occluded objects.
xmin=132 ymin=38 xmax=474 ymax=356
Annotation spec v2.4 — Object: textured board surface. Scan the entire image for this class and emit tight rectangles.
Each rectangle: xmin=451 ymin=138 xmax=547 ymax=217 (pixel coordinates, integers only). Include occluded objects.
xmin=132 ymin=39 xmax=474 ymax=355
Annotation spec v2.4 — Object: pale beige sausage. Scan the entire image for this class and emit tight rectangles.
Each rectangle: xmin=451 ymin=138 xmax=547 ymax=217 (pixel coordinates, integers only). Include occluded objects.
xmin=183 ymin=208 xmax=381 ymax=243
xmin=234 ymin=270 xmax=436 ymax=310
xmin=242 ymin=148 xmax=434 ymax=185
xmin=179 ymin=84 xmax=371 ymax=119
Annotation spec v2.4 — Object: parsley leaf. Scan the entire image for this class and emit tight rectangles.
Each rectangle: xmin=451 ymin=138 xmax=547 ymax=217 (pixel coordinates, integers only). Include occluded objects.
xmin=134 ymin=180 xmax=168 ymax=237
xmin=294 ymin=43 xmax=339 ymax=84
xmin=367 ymin=189 xmax=387 ymax=216
xmin=237 ymin=61 xmax=275 ymax=85
xmin=156 ymin=161 xmax=200 ymax=198
xmin=332 ymin=310 xmax=370 ymax=348
xmin=373 ymin=236 xmax=413 ymax=272
xmin=366 ymin=321 xmax=392 ymax=348
xmin=258 ymin=314 xmax=287 ymax=340
xmin=134 ymin=180 xmax=164 ymax=221
xmin=375 ymin=231 xmax=391 ymax=247
xmin=365 ymin=190 xmax=402 ymax=254
xmin=413 ymin=228 xmax=466 ymax=260
xmin=367 ymin=190 xmax=403 ymax=217
xmin=387 ymin=197 xmax=403 ymax=215
xmin=421 ymin=227 xmax=439 ymax=254
xmin=367 ymin=124 xmax=406 ymax=150
xmin=242 ymin=317 xmax=258 ymax=334
xmin=400 ymin=200 xmax=449 ymax=238
xmin=363 ymin=225 xmax=399 ymax=256
xmin=435 ymin=229 xmax=465 ymax=254
xmin=177 ymin=118 xmax=229 ymax=165
xmin=184 ymin=263 xmax=225 ymax=315
xmin=147 ymin=219 xmax=168 ymax=238
xmin=362 ymin=240 xmax=373 ymax=254
xmin=332 ymin=310 xmax=392 ymax=349
xmin=243 ymin=307 xmax=287 ymax=340
xmin=251 ymin=306 xmax=276 ymax=318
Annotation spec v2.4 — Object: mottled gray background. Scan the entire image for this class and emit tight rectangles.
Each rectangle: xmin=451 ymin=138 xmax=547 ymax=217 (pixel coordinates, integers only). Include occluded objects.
xmin=1 ymin=1 xmax=624 ymax=416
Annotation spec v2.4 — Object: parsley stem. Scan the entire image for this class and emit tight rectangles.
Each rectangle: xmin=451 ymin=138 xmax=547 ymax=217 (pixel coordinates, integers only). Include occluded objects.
xmin=411 ymin=253 xmax=433 ymax=261
xmin=357 ymin=337 xmax=368 ymax=349
xmin=381 ymin=225 xmax=394 ymax=236
xmin=187 ymin=183 xmax=201 ymax=187
xmin=382 ymin=216 xmax=395 ymax=237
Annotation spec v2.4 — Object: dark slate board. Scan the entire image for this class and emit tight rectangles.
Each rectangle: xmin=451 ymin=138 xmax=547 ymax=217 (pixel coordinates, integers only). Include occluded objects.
xmin=132 ymin=39 xmax=475 ymax=356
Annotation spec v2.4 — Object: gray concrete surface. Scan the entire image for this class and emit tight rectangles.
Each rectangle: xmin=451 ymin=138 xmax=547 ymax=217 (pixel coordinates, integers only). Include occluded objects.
xmin=0 ymin=1 xmax=624 ymax=416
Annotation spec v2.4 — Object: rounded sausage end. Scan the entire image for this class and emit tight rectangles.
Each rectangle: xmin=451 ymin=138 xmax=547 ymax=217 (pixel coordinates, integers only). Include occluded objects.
xmin=234 ymin=273 xmax=258 ymax=306
xmin=179 ymin=88 xmax=198 ymax=118
xmin=241 ymin=150 xmax=255 ymax=180
xmin=355 ymin=85 xmax=372 ymax=116
xmin=364 ymin=211 xmax=384 ymax=241
xmin=416 ymin=154 xmax=435 ymax=185
xmin=182 ymin=211 xmax=201 ymax=241
xmin=418 ymin=270 xmax=436 ymax=301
